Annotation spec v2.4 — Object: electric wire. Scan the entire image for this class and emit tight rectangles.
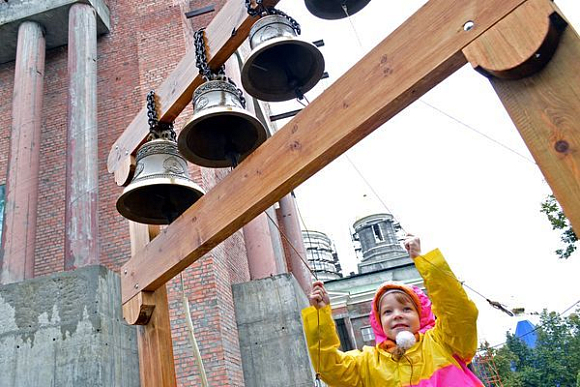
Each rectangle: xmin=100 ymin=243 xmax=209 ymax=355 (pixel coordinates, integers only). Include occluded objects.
xmin=418 ymin=100 xmax=536 ymax=165
xmin=482 ymin=298 xmax=580 ymax=351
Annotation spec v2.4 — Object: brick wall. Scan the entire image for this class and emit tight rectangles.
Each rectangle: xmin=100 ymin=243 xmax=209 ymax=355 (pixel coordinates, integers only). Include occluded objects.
xmin=0 ymin=0 xmax=253 ymax=385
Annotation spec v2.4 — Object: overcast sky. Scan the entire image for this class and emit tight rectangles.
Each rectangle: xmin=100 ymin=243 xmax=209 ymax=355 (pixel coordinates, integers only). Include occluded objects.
xmin=270 ymin=0 xmax=580 ymax=345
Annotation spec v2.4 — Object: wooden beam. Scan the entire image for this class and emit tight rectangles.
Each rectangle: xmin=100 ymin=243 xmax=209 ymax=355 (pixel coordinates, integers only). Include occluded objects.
xmin=127 ymin=223 xmax=177 ymax=387
xmin=107 ymin=0 xmax=280 ymax=185
xmin=120 ymin=0 xmax=535 ymax=303
xmin=465 ymin=1 xmax=580 ymax=231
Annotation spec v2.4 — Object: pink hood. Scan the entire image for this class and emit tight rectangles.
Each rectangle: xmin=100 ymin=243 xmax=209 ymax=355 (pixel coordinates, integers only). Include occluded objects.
xmin=370 ymin=283 xmax=436 ymax=345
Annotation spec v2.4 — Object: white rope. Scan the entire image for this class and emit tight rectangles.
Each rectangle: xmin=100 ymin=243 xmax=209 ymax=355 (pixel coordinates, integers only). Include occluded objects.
xmin=180 ymin=273 xmax=209 ymax=387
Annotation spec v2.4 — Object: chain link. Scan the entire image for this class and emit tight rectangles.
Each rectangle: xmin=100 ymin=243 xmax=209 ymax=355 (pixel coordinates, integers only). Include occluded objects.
xmin=268 ymin=8 xmax=301 ymax=35
xmin=244 ymin=0 xmax=301 ymax=35
xmin=193 ymin=29 xmax=246 ymax=108
xmin=146 ymin=90 xmax=177 ymax=142
xmin=245 ymin=0 xmax=264 ymax=17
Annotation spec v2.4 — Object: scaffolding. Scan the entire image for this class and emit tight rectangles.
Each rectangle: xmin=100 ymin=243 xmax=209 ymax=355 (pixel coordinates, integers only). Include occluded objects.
xmin=473 ymin=350 xmax=504 ymax=387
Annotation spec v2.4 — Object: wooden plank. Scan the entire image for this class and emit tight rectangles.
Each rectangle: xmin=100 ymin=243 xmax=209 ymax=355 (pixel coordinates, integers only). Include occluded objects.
xmin=107 ymin=0 xmax=280 ymax=185
xmin=136 ymin=286 xmax=177 ymax=387
xmin=463 ymin=0 xmax=564 ymax=79
xmin=121 ymin=0 xmax=531 ymax=304
xmin=474 ymin=8 xmax=580 ymax=231
xmin=127 ymin=223 xmax=177 ymax=387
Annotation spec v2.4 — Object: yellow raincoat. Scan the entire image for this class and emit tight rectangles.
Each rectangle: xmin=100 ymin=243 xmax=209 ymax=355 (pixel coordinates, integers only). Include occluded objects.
xmin=301 ymin=249 xmax=484 ymax=386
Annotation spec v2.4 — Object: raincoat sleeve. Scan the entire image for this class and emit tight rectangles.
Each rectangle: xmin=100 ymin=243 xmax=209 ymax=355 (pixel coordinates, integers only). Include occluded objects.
xmin=414 ymin=248 xmax=479 ymax=362
xmin=302 ymin=305 xmax=364 ymax=387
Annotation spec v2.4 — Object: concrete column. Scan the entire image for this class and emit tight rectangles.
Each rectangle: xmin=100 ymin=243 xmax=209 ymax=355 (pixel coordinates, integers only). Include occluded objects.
xmin=276 ymin=194 xmax=311 ymax=294
xmin=1 ymin=21 xmax=45 ymax=285
xmin=65 ymin=4 xmax=99 ymax=270
xmin=243 ymin=212 xmax=284 ymax=279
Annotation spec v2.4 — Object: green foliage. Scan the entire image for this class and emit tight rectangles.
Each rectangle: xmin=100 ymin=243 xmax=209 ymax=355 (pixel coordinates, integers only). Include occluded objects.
xmin=540 ymin=194 xmax=578 ymax=259
xmin=476 ymin=309 xmax=580 ymax=386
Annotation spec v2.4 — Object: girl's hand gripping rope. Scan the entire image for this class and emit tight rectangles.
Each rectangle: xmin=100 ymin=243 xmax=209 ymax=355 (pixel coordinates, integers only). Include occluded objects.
xmin=309 ymin=281 xmax=330 ymax=309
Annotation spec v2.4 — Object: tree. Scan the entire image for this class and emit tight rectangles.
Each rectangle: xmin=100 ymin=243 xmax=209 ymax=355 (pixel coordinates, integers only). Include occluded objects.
xmin=481 ymin=309 xmax=580 ymax=386
xmin=540 ymin=194 xmax=578 ymax=259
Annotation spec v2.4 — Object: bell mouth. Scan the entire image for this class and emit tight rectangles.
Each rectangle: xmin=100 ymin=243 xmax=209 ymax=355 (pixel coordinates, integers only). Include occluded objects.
xmin=116 ymin=178 xmax=205 ymax=225
xmin=241 ymin=36 xmax=325 ymax=102
xmin=178 ymin=105 xmax=268 ymax=168
xmin=305 ymin=0 xmax=372 ymax=20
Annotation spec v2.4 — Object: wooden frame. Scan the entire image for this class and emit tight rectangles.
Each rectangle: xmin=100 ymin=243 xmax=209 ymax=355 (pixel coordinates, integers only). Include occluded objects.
xmin=111 ymin=0 xmax=580 ymax=385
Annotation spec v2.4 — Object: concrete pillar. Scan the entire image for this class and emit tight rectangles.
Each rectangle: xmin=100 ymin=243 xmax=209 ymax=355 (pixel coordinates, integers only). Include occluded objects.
xmin=65 ymin=4 xmax=99 ymax=270
xmin=1 ymin=21 xmax=45 ymax=284
xmin=243 ymin=211 xmax=285 ymax=279
xmin=276 ymin=194 xmax=311 ymax=294
xmin=232 ymin=274 xmax=315 ymax=387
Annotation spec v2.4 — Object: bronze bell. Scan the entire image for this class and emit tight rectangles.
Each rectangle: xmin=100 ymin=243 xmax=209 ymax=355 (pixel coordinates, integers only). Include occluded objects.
xmin=116 ymin=138 xmax=205 ymax=225
xmin=178 ymin=79 xmax=268 ymax=168
xmin=241 ymin=14 xmax=325 ymax=102
xmin=304 ymin=0 xmax=371 ymax=20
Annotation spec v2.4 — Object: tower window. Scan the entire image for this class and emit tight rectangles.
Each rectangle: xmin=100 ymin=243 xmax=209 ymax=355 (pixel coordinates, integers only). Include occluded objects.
xmin=372 ymin=224 xmax=384 ymax=242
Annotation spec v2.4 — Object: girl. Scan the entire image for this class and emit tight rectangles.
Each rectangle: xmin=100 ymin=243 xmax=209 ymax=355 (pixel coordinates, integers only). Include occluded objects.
xmin=302 ymin=235 xmax=484 ymax=386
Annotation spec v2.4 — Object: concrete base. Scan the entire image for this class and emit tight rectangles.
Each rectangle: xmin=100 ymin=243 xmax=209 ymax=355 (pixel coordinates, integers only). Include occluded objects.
xmin=233 ymin=274 xmax=314 ymax=387
xmin=0 ymin=265 xmax=139 ymax=387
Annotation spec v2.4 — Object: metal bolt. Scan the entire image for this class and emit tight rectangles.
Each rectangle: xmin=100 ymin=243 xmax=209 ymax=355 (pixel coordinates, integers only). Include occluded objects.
xmin=463 ymin=21 xmax=475 ymax=31
xmin=124 ymin=269 xmax=128 ymax=275
xmin=555 ymin=140 xmax=569 ymax=153
xmin=134 ymin=284 xmax=139 ymax=289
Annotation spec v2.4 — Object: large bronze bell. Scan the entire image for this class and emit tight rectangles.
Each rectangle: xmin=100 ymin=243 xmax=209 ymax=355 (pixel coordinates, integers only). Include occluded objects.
xmin=116 ymin=139 xmax=205 ymax=225
xmin=178 ymin=80 xmax=268 ymax=168
xmin=304 ymin=0 xmax=371 ymax=20
xmin=241 ymin=14 xmax=325 ymax=102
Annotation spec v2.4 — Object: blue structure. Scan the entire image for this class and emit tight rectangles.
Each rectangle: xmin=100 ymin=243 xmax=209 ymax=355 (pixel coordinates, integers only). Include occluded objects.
xmin=514 ymin=320 xmax=537 ymax=348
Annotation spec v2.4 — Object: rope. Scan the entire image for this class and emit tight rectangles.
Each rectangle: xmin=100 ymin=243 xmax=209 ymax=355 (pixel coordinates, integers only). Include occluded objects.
xmin=180 ymin=272 xmax=209 ymax=386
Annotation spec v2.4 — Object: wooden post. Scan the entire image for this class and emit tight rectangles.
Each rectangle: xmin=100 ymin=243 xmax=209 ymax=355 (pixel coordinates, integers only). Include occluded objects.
xmin=463 ymin=0 xmax=580 ymax=231
xmin=125 ymin=223 xmax=177 ymax=387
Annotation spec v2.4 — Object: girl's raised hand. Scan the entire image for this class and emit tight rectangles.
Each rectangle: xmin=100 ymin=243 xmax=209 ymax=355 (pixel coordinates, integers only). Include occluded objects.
xmin=404 ymin=234 xmax=421 ymax=259
xmin=309 ymin=281 xmax=330 ymax=309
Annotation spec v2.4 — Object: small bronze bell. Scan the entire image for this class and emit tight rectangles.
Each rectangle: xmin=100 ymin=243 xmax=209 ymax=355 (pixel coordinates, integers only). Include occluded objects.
xmin=241 ymin=14 xmax=325 ymax=102
xmin=178 ymin=80 xmax=268 ymax=168
xmin=304 ymin=0 xmax=371 ymax=20
xmin=116 ymin=139 xmax=205 ymax=225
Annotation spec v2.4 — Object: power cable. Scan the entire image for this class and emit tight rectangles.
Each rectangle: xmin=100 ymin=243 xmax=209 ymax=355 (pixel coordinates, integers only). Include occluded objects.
xmin=482 ymin=298 xmax=580 ymax=352
xmin=418 ymin=100 xmax=536 ymax=165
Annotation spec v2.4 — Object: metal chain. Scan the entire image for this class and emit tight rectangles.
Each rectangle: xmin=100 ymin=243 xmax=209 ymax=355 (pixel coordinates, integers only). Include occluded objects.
xmin=245 ymin=0 xmax=264 ymax=17
xmin=194 ymin=29 xmax=215 ymax=81
xmin=244 ymin=0 xmax=301 ymax=35
xmin=268 ymin=8 xmax=301 ymax=35
xmin=227 ymin=77 xmax=246 ymax=108
xmin=194 ymin=29 xmax=246 ymax=108
xmin=146 ymin=90 xmax=177 ymax=142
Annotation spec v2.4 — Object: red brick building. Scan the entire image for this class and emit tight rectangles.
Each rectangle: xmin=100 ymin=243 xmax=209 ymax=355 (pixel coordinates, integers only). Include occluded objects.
xmin=0 ymin=1 xmax=313 ymax=385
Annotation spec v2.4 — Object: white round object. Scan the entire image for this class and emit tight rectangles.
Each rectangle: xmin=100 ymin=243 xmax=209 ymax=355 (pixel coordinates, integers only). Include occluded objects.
xmin=395 ymin=331 xmax=416 ymax=350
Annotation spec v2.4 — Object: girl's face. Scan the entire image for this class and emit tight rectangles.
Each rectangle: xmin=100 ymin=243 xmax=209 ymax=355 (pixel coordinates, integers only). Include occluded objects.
xmin=379 ymin=292 xmax=420 ymax=341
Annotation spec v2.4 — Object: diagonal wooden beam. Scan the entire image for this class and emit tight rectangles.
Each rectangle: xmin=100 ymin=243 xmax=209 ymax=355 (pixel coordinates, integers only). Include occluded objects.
xmin=107 ymin=0 xmax=280 ymax=185
xmin=120 ymin=0 xmax=538 ymax=303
